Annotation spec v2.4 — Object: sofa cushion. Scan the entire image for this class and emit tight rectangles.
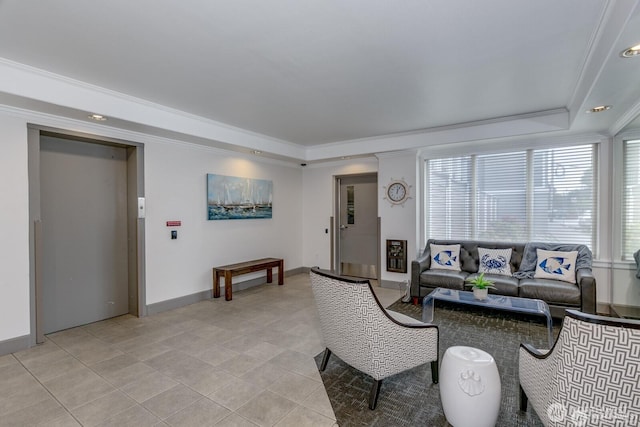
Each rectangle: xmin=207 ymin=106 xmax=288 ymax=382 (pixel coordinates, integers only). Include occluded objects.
xmin=519 ymin=278 xmax=581 ymax=306
xmin=420 ymin=270 xmax=469 ymax=290
xmin=478 ymin=247 xmax=512 ymax=276
xmin=465 ymin=273 xmax=519 ymax=296
xmin=430 ymin=244 xmax=461 ymax=271
xmin=534 ymin=249 xmax=578 ymax=283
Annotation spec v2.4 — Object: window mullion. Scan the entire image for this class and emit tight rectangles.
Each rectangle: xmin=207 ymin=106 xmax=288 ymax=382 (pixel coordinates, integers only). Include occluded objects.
xmin=526 ymin=149 xmax=533 ymax=241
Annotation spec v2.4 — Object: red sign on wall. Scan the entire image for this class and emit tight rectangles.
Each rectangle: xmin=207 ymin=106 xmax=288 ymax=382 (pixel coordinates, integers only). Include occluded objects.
xmin=166 ymin=221 xmax=181 ymax=227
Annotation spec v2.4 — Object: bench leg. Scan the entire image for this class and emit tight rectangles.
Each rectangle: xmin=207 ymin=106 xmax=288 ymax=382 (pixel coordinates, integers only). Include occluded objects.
xmin=267 ymin=268 xmax=273 ymax=283
xmin=224 ymin=271 xmax=233 ymax=301
xmin=278 ymin=260 xmax=284 ymax=285
xmin=213 ymin=269 xmax=221 ymax=298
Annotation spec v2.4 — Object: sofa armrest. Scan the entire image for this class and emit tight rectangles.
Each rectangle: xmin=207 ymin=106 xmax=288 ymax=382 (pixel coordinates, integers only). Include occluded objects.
xmin=411 ymin=251 xmax=431 ymax=297
xmin=576 ymin=268 xmax=596 ymax=314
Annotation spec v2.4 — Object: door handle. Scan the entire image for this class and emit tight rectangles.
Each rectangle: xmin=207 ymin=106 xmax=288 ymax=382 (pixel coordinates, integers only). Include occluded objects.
xmin=340 ymin=224 xmax=348 ymax=229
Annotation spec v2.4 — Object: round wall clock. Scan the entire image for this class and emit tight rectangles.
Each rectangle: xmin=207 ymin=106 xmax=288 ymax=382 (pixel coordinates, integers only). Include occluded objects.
xmin=384 ymin=178 xmax=411 ymax=206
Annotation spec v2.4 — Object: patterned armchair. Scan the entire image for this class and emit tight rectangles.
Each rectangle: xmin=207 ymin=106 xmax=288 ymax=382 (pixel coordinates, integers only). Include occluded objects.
xmin=519 ymin=309 xmax=640 ymax=426
xmin=309 ymin=267 xmax=439 ymax=409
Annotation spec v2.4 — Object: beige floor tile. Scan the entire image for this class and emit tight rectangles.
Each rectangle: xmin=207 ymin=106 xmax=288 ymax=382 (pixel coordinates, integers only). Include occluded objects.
xmin=164 ymin=398 xmax=231 ymax=427
xmin=43 ymin=366 xmax=115 ymax=409
xmin=40 ymin=412 xmax=82 ymax=426
xmin=218 ymin=353 xmax=264 ymax=377
xmin=158 ymin=332 xmax=217 ymax=356
xmin=177 ymin=365 xmax=237 ymax=396
xmin=268 ymin=350 xmax=320 ymax=379
xmin=274 ymin=405 xmax=335 ymax=427
xmin=21 ymin=349 xmax=86 ymax=383
xmin=71 ymin=390 xmax=137 ymax=426
xmin=99 ymin=361 xmax=157 ymax=388
xmin=235 ymin=391 xmax=298 ymax=427
xmin=4 ymin=274 xmax=338 ymax=425
xmin=208 ymin=377 xmax=264 ymax=411
xmin=142 ymin=384 xmax=203 ymax=419
xmin=120 ymin=340 xmax=174 ymax=361
xmin=2 ymin=395 xmax=67 ymax=426
xmin=0 ymin=381 xmax=52 ymax=416
xmin=239 ymin=363 xmax=288 ymax=389
xmin=243 ymin=341 xmax=285 ymax=361
xmin=0 ymin=370 xmax=43 ymax=400
xmin=12 ymin=339 xmax=61 ymax=364
xmin=214 ymin=413 xmax=259 ymax=426
xmin=90 ymin=353 xmax=140 ymax=376
xmin=96 ymin=405 xmax=161 ymax=427
xmin=0 ymin=354 xmax=18 ymax=367
xmin=194 ymin=343 xmax=240 ymax=366
xmin=120 ymin=371 xmax=179 ymax=403
xmin=267 ymin=372 xmax=321 ymax=404
xmin=300 ymin=387 xmax=336 ymax=420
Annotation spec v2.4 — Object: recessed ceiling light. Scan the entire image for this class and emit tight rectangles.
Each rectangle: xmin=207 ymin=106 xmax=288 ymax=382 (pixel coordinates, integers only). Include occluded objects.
xmin=621 ymin=43 xmax=640 ymax=58
xmin=88 ymin=113 xmax=107 ymax=121
xmin=586 ymin=105 xmax=611 ymax=113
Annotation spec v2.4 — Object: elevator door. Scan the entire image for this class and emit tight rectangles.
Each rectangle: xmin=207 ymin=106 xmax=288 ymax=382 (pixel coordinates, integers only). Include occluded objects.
xmin=40 ymin=136 xmax=129 ymax=334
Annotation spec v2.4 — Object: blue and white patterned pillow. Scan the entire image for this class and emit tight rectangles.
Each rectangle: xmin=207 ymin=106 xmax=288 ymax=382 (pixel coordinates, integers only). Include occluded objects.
xmin=534 ymin=249 xmax=578 ymax=283
xmin=430 ymin=244 xmax=461 ymax=271
xmin=478 ymin=247 xmax=512 ymax=276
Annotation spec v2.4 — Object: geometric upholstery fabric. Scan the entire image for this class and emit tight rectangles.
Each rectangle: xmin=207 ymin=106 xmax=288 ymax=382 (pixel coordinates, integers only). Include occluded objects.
xmin=309 ymin=268 xmax=439 ymax=387
xmin=519 ymin=310 xmax=640 ymax=426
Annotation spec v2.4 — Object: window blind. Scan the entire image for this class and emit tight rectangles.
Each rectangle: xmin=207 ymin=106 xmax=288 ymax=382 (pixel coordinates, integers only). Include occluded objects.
xmin=426 ymin=145 xmax=596 ymax=249
xmin=623 ymin=139 xmax=640 ymax=260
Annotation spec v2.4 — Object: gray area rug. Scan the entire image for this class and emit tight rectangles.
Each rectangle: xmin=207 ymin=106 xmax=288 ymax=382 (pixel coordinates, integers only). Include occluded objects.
xmin=314 ymin=299 xmax=560 ymax=426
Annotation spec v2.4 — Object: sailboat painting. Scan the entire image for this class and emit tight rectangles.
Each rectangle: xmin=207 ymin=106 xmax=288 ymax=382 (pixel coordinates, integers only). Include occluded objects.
xmin=207 ymin=174 xmax=273 ymax=220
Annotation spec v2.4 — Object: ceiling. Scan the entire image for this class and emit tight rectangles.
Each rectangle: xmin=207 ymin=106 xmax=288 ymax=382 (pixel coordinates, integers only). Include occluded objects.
xmin=1 ymin=0 xmax=640 ymax=162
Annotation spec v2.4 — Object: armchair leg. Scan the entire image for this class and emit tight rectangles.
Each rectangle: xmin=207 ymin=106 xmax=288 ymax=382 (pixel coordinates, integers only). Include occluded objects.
xmin=519 ymin=384 xmax=528 ymax=412
xmin=320 ymin=348 xmax=332 ymax=371
xmin=431 ymin=360 xmax=439 ymax=384
xmin=369 ymin=379 xmax=382 ymax=410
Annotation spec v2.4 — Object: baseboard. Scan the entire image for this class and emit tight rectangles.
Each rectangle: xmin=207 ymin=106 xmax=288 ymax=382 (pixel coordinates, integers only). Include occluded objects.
xmin=146 ymin=268 xmax=303 ymax=315
xmin=0 ymin=334 xmax=31 ymax=356
xmin=597 ymin=302 xmax=611 ymax=315
xmin=380 ymin=279 xmax=404 ymax=291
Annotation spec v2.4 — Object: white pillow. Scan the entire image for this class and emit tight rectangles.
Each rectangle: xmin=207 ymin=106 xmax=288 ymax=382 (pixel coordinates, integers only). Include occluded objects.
xmin=430 ymin=244 xmax=461 ymax=271
xmin=478 ymin=247 xmax=512 ymax=276
xmin=534 ymin=249 xmax=578 ymax=283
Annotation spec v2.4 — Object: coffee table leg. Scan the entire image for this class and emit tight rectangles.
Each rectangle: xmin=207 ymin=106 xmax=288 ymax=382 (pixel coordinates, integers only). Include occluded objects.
xmin=545 ymin=314 xmax=554 ymax=347
xmin=422 ymin=295 xmax=435 ymax=323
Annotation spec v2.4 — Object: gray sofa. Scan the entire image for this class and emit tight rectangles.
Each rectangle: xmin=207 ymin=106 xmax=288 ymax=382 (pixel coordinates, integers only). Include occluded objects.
xmin=411 ymin=239 xmax=596 ymax=318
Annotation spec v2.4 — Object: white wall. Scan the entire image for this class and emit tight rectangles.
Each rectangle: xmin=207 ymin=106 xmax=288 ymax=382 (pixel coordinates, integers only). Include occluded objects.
xmin=377 ymin=152 xmax=419 ymax=283
xmin=301 ymin=159 xmax=378 ymax=270
xmin=0 ymin=114 xmax=31 ymax=342
xmin=145 ymin=141 xmax=303 ymax=304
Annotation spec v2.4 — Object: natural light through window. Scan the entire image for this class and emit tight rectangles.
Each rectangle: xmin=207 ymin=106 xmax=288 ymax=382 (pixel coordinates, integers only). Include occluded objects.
xmin=623 ymin=139 xmax=640 ymax=260
xmin=426 ymin=145 xmax=596 ymax=249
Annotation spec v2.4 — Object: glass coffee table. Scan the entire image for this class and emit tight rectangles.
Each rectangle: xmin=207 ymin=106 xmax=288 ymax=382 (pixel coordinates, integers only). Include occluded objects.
xmin=422 ymin=288 xmax=554 ymax=347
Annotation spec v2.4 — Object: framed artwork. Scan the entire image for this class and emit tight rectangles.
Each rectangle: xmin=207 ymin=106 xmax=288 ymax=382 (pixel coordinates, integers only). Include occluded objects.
xmin=207 ymin=174 xmax=273 ymax=220
xmin=387 ymin=239 xmax=407 ymax=273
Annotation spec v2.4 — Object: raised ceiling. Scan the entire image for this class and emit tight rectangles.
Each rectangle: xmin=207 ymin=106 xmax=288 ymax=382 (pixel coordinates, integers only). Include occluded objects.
xmin=1 ymin=0 xmax=640 ymax=162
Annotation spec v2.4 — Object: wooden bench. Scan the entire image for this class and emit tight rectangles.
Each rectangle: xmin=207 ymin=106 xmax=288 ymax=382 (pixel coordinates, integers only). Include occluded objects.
xmin=212 ymin=257 xmax=284 ymax=301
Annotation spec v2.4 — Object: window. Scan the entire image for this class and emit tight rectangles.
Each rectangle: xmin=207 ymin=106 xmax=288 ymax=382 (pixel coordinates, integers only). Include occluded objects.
xmin=426 ymin=145 xmax=597 ymax=249
xmin=623 ymin=139 xmax=640 ymax=260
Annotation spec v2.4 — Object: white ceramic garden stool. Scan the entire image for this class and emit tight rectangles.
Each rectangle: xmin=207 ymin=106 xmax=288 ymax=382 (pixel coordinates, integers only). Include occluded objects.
xmin=439 ymin=346 xmax=501 ymax=427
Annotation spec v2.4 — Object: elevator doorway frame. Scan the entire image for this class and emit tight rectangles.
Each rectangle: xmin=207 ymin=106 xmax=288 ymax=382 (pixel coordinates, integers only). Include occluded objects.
xmin=27 ymin=125 xmax=146 ymax=344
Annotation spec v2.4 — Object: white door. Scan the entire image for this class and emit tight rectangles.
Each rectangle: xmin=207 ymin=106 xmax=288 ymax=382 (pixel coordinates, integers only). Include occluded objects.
xmin=337 ymin=174 xmax=378 ymax=279
xmin=40 ymin=136 xmax=129 ymax=333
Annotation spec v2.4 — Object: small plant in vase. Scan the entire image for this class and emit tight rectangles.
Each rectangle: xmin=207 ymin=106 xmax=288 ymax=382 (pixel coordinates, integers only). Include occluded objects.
xmin=465 ymin=273 xmax=496 ymax=300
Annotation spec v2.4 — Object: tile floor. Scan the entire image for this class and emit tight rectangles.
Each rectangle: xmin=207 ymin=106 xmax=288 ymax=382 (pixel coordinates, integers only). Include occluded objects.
xmin=1 ymin=273 xmax=403 ymax=426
